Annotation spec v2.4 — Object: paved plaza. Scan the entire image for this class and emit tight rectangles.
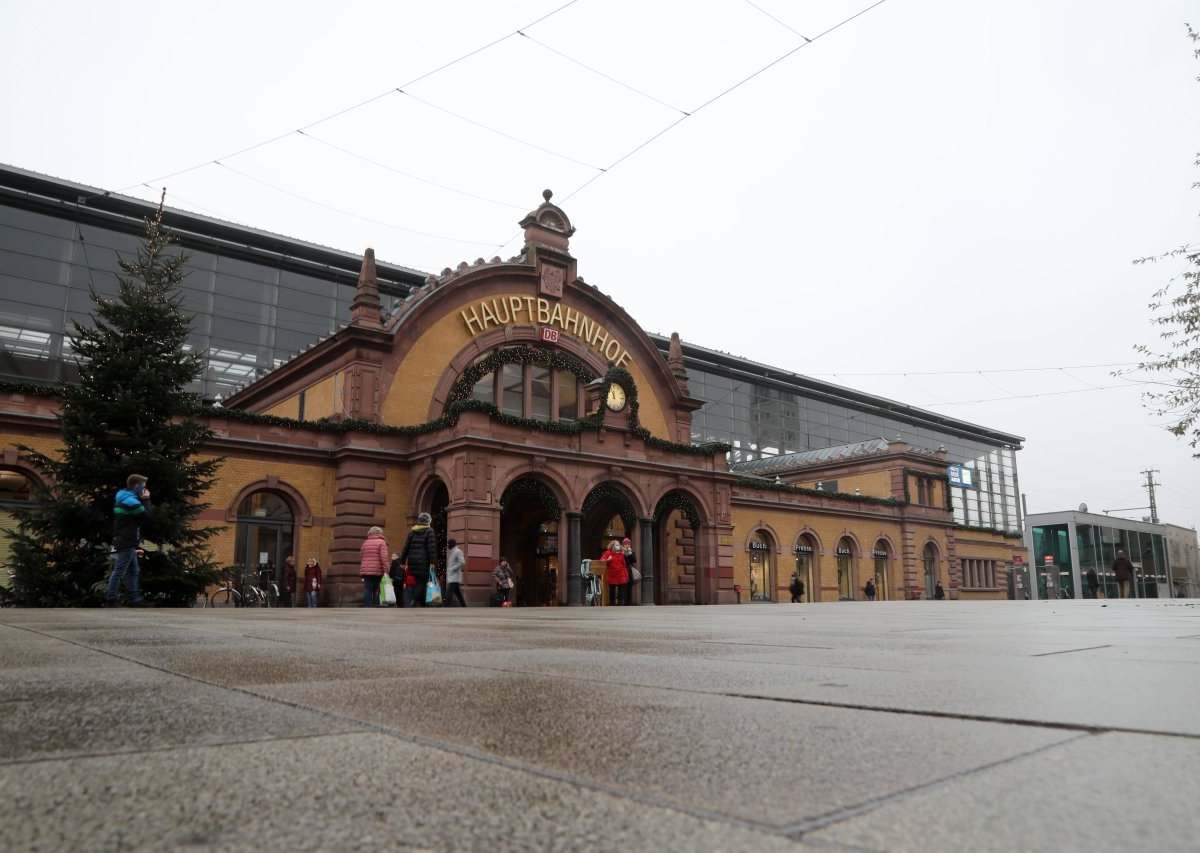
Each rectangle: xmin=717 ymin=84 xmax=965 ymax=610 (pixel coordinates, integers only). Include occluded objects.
xmin=2 ymin=599 xmax=1198 ymax=851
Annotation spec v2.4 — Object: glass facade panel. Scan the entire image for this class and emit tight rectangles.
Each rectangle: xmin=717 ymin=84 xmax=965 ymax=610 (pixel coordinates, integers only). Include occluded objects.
xmin=530 ymin=365 xmax=551 ymax=421
xmin=501 ymin=363 xmax=524 ymax=417
xmin=557 ymin=370 xmax=577 ymax=422
xmin=473 ymin=368 xmax=494 ymax=406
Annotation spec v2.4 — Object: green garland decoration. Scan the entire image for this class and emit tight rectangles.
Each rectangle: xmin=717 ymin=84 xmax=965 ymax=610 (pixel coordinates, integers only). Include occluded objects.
xmin=0 ymin=380 xmax=63 ymax=398
xmin=582 ymin=483 xmax=637 ymax=533
xmin=733 ymin=477 xmax=904 ymax=507
xmin=500 ymin=477 xmax=561 ymax=517
xmin=654 ymin=491 xmax=701 ymax=530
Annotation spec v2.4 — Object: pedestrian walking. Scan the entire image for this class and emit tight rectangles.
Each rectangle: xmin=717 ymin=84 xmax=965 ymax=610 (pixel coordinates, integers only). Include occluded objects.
xmin=789 ymin=571 xmax=804 ymax=603
xmin=1111 ymin=549 xmax=1134 ymax=599
xmin=492 ymin=556 xmax=515 ymax=605
xmin=399 ymin=512 xmax=438 ymax=608
xmin=934 ymin=580 xmax=945 ymax=600
xmin=281 ymin=556 xmax=297 ymax=607
xmin=359 ymin=526 xmax=388 ymax=607
xmin=303 ymin=558 xmax=322 ymax=607
xmin=106 ymin=474 xmax=152 ymax=607
xmin=1086 ymin=567 xmax=1100 ymax=599
xmin=446 ymin=538 xmax=467 ymax=607
xmin=864 ymin=578 xmax=877 ymax=601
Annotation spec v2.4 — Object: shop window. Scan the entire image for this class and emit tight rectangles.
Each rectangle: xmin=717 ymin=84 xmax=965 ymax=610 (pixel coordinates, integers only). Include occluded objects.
xmin=836 ymin=537 xmax=855 ymax=600
xmin=749 ymin=533 xmax=772 ymax=601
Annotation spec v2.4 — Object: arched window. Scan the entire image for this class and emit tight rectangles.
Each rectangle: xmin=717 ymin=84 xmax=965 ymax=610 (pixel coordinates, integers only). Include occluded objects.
xmin=923 ymin=542 xmax=939 ymax=599
xmin=459 ymin=348 xmax=593 ymax=423
xmin=792 ymin=534 xmax=817 ymax=603
xmin=872 ymin=540 xmax=891 ymax=602
xmin=836 ymin=537 xmax=855 ymax=600
xmin=749 ymin=531 xmax=772 ymax=602
xmin=235 ymin=491 xmax=295 ymax=587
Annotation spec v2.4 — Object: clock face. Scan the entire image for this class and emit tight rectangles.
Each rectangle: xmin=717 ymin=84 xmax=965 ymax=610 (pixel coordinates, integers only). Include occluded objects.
xmin=605 ymin=383 xmax=627 ymax=412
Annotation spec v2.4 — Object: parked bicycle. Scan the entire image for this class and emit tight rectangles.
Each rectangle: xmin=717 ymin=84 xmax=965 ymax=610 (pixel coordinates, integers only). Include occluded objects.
xmin=582 ymin=561 xmax=603 ymax=606
xmin=206 ymin=567 xmax=277 ymax=608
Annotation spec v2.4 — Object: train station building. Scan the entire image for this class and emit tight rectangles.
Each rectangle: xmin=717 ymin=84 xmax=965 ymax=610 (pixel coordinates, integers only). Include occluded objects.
xmin=0 ymin=165 xmax=1028 ymax=605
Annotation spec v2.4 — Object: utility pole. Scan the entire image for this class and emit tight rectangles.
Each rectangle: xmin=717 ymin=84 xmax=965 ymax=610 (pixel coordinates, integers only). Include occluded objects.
xmin=1141 ymin=467 xmax=1161 ymax=524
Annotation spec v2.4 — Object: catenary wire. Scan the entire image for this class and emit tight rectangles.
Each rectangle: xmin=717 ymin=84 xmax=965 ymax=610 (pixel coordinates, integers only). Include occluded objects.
xmin=515 ymin=30 xmax=690 ymax=114
xmin=116 ymin=0 xmax=583 ymax=193
xmin=295 ymin=131 xmax=528 ymax=210
xmin=395 ymin=89 xmax=607 ymax=171
xmin=558 ymin=0 xmax=891 ymax=205
xmin=212 ymin=161 xmax=504 ymax=248
xmin=742 ymin=0 xmax=812 ymax=41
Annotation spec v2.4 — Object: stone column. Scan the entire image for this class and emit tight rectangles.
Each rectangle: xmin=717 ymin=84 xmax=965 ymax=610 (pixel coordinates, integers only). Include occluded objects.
xmin=567 ymin=511 xmax=582 ymax=606
xmin=639 ymin=517 xmax=655 ymax=605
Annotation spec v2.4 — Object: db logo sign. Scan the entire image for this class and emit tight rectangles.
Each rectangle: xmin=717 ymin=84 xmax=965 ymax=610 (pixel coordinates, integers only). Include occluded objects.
xmin=540 ymin=327 xmax=559 ymax=343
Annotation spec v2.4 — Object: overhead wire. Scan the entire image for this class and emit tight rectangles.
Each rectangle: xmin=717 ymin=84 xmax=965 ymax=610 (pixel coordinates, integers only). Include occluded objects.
xmin=295 ymin=131 xmax=527 ymax=210
xmin=515 ymin=30 xmax=690 ymax=115
xmin=212 ymin=161 xmax=504 ymax=248
xmin=742 ymin=0 xmax=812 ymax=41
xmin=558 ymin=0 xmax=892 ymax=205
xmin=116 ymin=0 xmax=584 ymax=192
xmin=395 ymin=89 xmax=607 ymax=171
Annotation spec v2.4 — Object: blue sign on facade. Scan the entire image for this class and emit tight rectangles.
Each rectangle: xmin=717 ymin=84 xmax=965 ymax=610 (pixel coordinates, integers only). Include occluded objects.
xmin=948 ymin=465 xmax=976 ymax=489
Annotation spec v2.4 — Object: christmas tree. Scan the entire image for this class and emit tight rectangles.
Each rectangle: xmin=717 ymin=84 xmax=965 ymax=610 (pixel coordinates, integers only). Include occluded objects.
xmin=9 ymin=200 xmax=222 ymax=606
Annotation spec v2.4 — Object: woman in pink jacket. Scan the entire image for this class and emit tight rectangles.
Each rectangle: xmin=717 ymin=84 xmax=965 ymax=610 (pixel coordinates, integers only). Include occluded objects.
xmin=595 ymin=539 xmax=628 ymax=606
xmin=359 ymin=525 xmax=389 ymax=607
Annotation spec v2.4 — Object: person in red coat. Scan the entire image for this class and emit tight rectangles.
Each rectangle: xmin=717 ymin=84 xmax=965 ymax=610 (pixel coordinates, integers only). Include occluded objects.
xmin=359 ymin=526 xmax=389 ymax=607
xmin=595 ymin=539 xmax=628 ymax=606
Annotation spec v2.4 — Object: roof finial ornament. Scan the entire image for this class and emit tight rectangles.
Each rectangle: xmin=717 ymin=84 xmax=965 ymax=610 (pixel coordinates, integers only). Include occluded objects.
xmin=543 ymin=188 xmax=553 ymax=202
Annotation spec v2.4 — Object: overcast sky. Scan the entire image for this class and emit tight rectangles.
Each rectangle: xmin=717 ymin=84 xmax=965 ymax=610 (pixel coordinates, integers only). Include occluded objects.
xmin=2 ymin=0 xmax=1198 ymax=533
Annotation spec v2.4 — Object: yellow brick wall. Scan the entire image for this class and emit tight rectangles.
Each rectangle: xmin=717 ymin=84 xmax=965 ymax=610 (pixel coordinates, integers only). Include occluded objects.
xmin=263 ymin=396 xmax=300 ymax=419
xmin=795 ymin=470 xmax=892 ymax=498
xmin=730 ymin=505 xmax=909 ymax=602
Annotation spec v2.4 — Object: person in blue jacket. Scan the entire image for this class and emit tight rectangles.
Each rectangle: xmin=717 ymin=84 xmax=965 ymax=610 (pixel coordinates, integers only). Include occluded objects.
xmin=106 ymin=474 xmax=152 ymax=607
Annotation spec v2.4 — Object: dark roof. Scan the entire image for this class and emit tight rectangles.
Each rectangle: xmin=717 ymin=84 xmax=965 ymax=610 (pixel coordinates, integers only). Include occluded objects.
xmin=646 ymin=333 xmax=1024 ymax=448
xmin=0 ymin=163 xmax=430 ymax=293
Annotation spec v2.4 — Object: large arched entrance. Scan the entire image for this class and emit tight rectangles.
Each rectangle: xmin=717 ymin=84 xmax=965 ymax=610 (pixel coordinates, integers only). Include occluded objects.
xmin=653 ymin=490 xmax=702 ymax=605
xmin=582 ymin=483 xmax=638 ymax=606
xmin=499 ymin=478 xmax=562 ymax=606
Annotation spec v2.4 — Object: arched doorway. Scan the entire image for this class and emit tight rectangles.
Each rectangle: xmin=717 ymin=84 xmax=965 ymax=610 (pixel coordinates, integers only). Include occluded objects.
xmin=499 ymin=478 xmax=562 ymax=606
xmin=235 ymin=491 xmax=295 ymax=590
xmin=582 ymin=483 xmax=637 ymax=606
xmin=792 ymin=534 xmax=818 ymax=602
xmin=836 ymin=537 xmax=856 ymax=600
xmin=872 ymin=539 xmax=892 ymax=601
xmin=923 ymin=542 xmax=940 ymax=599
xmin=748 ymin=530 xmax=773 ymax=601
xmin=653 ymin=490 xmax=702 ymax=605
xmin=428 ymin=479 xmax=449 ymax=574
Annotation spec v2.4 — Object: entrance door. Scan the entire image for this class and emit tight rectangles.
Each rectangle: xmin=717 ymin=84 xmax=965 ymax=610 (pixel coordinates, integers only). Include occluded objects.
xmin=499 ymin=478 xmax=560 ymax=606
xmin=235 ymin=491 xmax=295 ymax=589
